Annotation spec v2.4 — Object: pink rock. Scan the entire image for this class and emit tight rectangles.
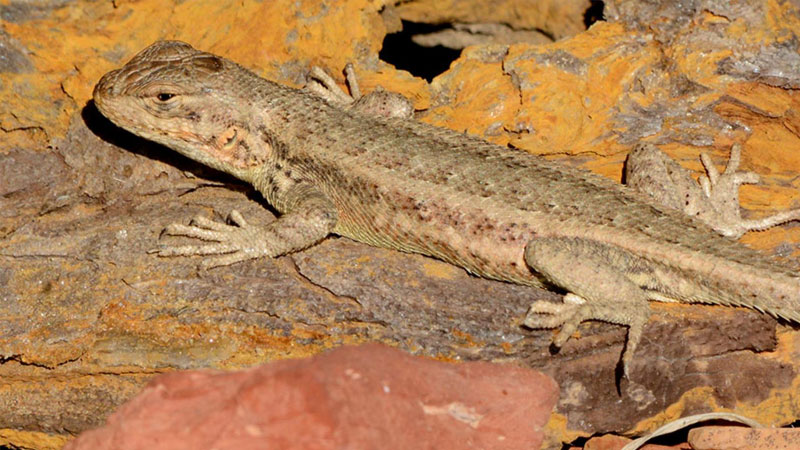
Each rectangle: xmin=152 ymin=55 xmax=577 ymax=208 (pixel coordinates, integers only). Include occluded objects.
xmin=66 ymin=344 xmax=558 ymax=450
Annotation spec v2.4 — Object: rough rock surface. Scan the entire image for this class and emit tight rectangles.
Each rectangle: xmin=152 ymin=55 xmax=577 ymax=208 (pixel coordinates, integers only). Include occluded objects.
xmin=64 ymin=344 xmax=558 ymax=450
xmin=688 ymin=425 xmax=800 ymax=450
xmin=578 ymin=434 xmax=691 ymax=449
xmin=1 ymin=0 xmax=800 ymax=449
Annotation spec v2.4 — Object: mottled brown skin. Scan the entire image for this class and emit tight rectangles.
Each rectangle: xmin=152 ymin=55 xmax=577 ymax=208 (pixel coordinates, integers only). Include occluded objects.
xmin=93 ymin=41 xmax=800 ymax=376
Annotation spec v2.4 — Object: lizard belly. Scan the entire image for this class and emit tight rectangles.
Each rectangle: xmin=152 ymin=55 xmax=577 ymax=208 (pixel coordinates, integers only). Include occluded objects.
xmin=330 ymin=180 xmax=545 ymax=286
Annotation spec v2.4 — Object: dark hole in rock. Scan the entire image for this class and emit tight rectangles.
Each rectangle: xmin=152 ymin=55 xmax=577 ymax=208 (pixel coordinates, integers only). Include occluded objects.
xmin=379 ymin=20 xmax=462 ymax=82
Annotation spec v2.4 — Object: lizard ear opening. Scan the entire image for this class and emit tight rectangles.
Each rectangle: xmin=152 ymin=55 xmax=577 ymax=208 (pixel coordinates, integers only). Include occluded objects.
xmin=218 ymin=125 xmax=240 ymax=151
xmin=211 ymin=124 xmax=270 ymax=171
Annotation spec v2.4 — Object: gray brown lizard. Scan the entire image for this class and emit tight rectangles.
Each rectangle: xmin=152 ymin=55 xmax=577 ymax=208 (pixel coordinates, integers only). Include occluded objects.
xmin=92 ymin=40 xmax=800 ymax=375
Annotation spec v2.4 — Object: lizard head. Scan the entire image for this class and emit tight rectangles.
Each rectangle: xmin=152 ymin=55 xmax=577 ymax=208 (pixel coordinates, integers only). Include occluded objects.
xmin=93 ymin=40 xmax=269 ymax=180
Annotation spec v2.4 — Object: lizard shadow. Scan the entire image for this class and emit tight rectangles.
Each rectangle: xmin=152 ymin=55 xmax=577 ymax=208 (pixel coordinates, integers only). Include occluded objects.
xmin=81 ymin=100 xmax=274 ymax=211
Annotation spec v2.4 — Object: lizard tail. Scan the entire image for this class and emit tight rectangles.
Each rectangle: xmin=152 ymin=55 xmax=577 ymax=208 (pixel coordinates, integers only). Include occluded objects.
xmin=679 ymin=260 xmax=800 ymax=324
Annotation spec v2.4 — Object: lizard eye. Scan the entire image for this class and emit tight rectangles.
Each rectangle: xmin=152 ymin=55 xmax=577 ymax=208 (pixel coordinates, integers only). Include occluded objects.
xmin=156 ymin=93 xmax=176 ymax=102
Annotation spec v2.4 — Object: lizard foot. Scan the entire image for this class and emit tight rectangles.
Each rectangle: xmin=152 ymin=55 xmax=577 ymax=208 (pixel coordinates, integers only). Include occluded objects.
xmin=306 ymin=65 xmax=414 ymax=119
xmin=151 ymin=210 xmax=272 ymax=269
xmin=524 ymin=294 xmax=645 ymax=378
xmin=627 ymin=143 xmax=800 ymax=238
xmin=524 ymin=294 xmax=589 ymax=349
xmin=306 ymin=65 xmax=358 ymax=106
xmin=697 ymin=144 xmax=800 ymax=238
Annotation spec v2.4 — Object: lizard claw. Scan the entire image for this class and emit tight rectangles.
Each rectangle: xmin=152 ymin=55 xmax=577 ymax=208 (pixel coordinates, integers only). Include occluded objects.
xmin=152 ymin=210 xmax=271 ymax=268
xmin=524 ymin=294 xmax=589 ymax=349
xmin=524 ymin=293 xmax=646 ymax=379
xmin=697 ymin=144 xmax=800 ymax=237
xmin=306 ymin=64 xmax=414 ymax=119
xmin=697 ymin=144 xmax=760 ymax=199
xmin=305 ymin=66 xmax=357 ymax=105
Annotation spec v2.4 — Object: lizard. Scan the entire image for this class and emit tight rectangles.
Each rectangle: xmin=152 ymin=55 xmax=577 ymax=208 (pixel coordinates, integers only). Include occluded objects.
xmin=92 ymin=40 xmax=800 ymax=376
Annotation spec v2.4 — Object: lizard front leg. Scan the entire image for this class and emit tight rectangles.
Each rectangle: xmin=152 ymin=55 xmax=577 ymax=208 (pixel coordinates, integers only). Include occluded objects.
xmin=152 ymin=183 xmax=337 ymax=269
xmin=522 ymin=237 xmax=652 ymax=378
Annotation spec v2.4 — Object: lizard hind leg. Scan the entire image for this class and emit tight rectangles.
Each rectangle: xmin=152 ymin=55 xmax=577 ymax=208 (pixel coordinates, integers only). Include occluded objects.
xmin=523 ymin=237 xmax=652 ymax=377
xmin=697 ymin=144 xmax=800 ymax=237
xmin=627 ymin=143 xmax=800 ymax=238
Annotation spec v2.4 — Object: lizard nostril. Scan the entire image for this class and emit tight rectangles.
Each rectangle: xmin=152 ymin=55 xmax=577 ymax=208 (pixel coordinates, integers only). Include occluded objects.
xmin=94 ymin=68 xmax=128 ymax=100
xmin=93 ymin=81 xmax=104 ymax=98
xmin=94 ymin=74 xmax=113 ymax=100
